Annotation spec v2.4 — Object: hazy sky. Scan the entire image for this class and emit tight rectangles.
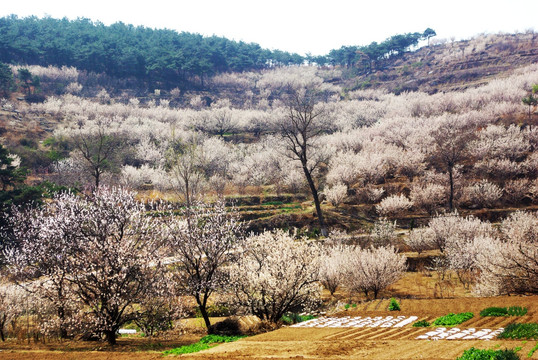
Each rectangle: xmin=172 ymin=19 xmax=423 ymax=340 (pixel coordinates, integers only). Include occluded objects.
xmin=2 ymin=0 xmax=537 ymax=55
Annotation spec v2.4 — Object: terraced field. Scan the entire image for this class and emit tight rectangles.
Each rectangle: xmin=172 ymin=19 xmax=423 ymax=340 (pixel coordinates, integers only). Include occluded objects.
xmin=0 ymin=297 xmax=536 ymax=359
xmin=179 ymin=296 xmax=538 ymax=360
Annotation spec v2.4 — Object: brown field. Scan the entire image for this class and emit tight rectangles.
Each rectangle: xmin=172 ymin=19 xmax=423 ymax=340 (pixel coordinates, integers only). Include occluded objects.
xmin=1 ymin=295 xmax=537 ymax=360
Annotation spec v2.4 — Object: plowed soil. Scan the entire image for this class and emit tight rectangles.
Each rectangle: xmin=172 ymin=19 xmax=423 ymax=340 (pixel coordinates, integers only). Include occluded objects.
xmin=1 ymin=296 xmax=537 ymax=360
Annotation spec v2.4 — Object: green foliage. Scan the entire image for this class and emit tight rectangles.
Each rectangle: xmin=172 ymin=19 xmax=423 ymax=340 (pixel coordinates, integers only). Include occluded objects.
xmin=522 ymin=94 xmax=538 ymax=107
xmin=0 ymin=62 xmax=14 ymax=97
xmin=162 ymin=335 xmax=245 ymax=356
xmin=480 ymin=307 xmax=528 ymax=317
xmin=498 ymin=323 xmax=538 ymax=340
xmin=528 ymin=342 xmax=538 ymax=358
xmin=388 ymin=298 xmax=401 ymax=311
xmin=325 ymin=29 xmax=432 ymax=69
xmin=413 ymin=320 xmax=430 ymax=327
xmin=263 ymin=201 xmax=284 ymax=206
xmin=162 ymin=343 xmax=212 ymax=355
xmin=280 ymin=313 xmax=316 ymax=325
xmin=199 ymin=334 xmax=246 ymax=344
xmin=432 ymin=312 xmax=474 ymax=326
xmin=457 ymin=347 xmax=520 ymax=360
xmin=0 ymin=15 xmax=304 ymax=88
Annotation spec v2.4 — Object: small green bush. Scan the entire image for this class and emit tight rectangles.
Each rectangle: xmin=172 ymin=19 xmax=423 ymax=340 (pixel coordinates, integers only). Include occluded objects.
xmin=498 ymin=323 xmax=538 ymax=340
xmin=388 ymin=298 xmax=401 ymax=311
xmin=480 ymin=307 xmax=528 ymax=317
xmin=163 ymin=343 xmax=212 ymax=355
xmin=199 ymin=334 xmax=246 ymax=344
xmin=163 ymin=335 xmax=246 ymax=356
xmin=457 ymin=347 xmax=520 ymax=360
xmin=432 ymin=312 xmax=474 ymax=326
xmin=528 ymin=342 xmax=538 ymax=358
xmin=413 ymin=320 xmax=430 ymax=327
xmin=281 ymin=313 xmax=316 ymax=325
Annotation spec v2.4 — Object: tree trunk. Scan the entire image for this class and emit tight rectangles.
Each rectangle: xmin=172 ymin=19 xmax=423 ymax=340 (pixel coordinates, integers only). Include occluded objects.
xmin=195 ymin=294 xmax=211 ymax=330
xmin=302 ymin=164 xmax=328 ymax=237
xmin=94 ymin=168 xmax=100 ymax=190
xmin=104 ymin=329 xmax=116 ymax=345
xmin=58 ymin=305 xmax=68 ymax=339
xmin=198 ymin=303 xmax=211 ymax=330
xmin=448 ymin=166 xmax=454 ymax=211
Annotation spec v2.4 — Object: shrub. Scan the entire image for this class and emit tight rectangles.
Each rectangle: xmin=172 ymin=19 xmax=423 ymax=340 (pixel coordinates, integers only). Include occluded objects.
xmin=498 ymin=323 xmax=538 ymax=340
xmin=199 ymin=334 xmax=246 ymax=344
xmin=388 ymin=298 xmax=401 ymax=311
xmin=208 ymin=318 xmax=242 ymax=336
xmin=432 ymin=312 xmax=474 ymax=326
xmin=413 ymin=320 xmax=430 ymax=327
xmin=24 ymin=93 xmax=46 ymax=103
xmin=324 ymin=183 xmax=348 ymax=207
xmin=162 ymin=335 xmax=246 ymax=355
xmin=457 ymin=347 xmax=520 ymax=360
xmin=163 ymin=343 xmax=212 ymax=355
xmin=280 ymin=313 xmax=316 ymax=325
xmin=463 ymin=180 xmax=503 ymax=208
xmin=480 ymin=307 xmax=528 ymax=317
xmin=375 ymin=194 xmax=413 ymax=216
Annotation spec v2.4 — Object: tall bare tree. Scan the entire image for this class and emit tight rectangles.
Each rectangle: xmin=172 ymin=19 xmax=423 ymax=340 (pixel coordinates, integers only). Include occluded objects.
xmin=279 ymin=88 xmax=331 ymax=237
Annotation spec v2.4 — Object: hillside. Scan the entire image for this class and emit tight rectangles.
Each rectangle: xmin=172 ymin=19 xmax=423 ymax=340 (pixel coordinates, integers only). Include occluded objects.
xmin=338 ymin=32 xmax=538 ymax=94
xmin=1 ymin=31 xmax=538 ymax=237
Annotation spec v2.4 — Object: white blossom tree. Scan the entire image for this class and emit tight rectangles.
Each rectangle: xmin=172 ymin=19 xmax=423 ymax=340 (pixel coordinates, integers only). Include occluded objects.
xmin=6 ymin=188 xmax=170 ymax=344
xmin=319 ymin=244 xmax=347 ymax=296
xmin=343 ymin=245 xmax=406 ymax=299
xmin=476 ymin=211 xmax=538 ymax=295
xmin=230 ymin=230 xmax=322 ymax=323
xmin=167 ymin=137 xmax=207 ymax=207
xmin=428 ymin=117 xmax=475 ymax=210
xmin=0 ymin=282 xmax=25 ymax=341
xmin=58 ymin=116 xmax=126 ymax=189
xmin=324 ymin=183 xmax=348 ymax=207
xmin=376 ymin=194 xmax=413 ymax=217
xmin=166 ymin=200 xmax=243 ymax=329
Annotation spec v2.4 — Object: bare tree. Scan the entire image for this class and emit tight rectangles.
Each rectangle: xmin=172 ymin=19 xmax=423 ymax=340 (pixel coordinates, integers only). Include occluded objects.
xmin=279 ymin=87 xmax=332 ymax=237
xmin=166 ymin=200 xmax=243 ymax=329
